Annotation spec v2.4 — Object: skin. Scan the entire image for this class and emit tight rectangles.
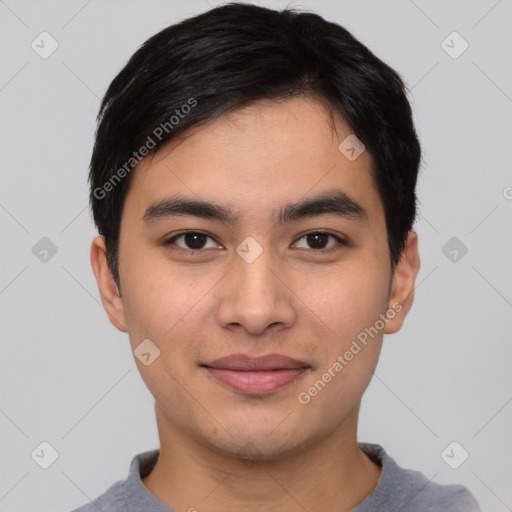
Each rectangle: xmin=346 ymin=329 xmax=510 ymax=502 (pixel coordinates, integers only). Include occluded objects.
xmin=91 ymin=96 xmax=420 ymax=512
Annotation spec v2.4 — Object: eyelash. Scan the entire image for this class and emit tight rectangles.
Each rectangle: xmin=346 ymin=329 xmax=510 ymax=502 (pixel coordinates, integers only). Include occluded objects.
xmin=162 ymin=231 xmax=347 ymax=256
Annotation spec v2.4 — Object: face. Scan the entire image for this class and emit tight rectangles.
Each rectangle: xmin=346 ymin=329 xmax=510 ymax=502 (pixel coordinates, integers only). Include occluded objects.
xmin=92 ymin=96 xmax=419 ymax=460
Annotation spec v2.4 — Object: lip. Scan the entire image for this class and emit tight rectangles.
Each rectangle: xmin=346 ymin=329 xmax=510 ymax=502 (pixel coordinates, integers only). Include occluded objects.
xmin=201 ymin=353 xmax=311 ymax=395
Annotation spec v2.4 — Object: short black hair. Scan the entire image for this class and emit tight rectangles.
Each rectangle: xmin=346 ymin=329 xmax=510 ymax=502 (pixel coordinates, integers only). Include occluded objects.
xmin=89 ymin=2 xmax=421 ymax=289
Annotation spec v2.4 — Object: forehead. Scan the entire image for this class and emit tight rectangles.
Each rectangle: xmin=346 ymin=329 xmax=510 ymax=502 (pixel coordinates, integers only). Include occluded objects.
xmin=125 ymin=96 xmax=381 ymax=221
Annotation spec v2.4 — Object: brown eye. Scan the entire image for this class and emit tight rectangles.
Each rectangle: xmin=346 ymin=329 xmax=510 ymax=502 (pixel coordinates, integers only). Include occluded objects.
xmin=182 ymin=233 xmax=208 ymax=250
xmin=306 ymin=232 xmax=329 ymax=249
xmin=164 ymin=232 xmax=219 ymax=252
xmin=294 ymin=232 xmax=345 ymax=251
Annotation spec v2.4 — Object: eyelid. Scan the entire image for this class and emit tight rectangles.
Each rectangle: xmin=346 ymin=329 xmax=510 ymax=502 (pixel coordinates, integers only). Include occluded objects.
xmin=163 ymin=231 xmax=221 ymax=249
xmin=163 ymin=230 xmax=348 ymax=254
xmin=292 ymin=231 xmax=347 ymax=252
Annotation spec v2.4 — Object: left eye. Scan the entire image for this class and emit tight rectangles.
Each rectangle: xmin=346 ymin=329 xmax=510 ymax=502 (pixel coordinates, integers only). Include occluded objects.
xmin=293 ymin=232 xmax=344 ymax=250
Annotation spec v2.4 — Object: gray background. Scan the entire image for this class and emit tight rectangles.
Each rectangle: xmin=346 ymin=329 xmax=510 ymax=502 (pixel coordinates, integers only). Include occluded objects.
xmin=1 ymin=0 xmax=511 ymax=510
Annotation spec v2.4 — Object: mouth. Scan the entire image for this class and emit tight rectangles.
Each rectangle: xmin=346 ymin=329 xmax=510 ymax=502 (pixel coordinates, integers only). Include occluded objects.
xmin=200 ymin=353 xmax=311 ymax=395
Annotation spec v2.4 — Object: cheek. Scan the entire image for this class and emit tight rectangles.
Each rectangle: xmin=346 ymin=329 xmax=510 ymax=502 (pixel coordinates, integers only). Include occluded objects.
xmin=120 ymin=254 xmax=225 ymax=380
xmin=123 ymin=279 xmax=201 ymax=343
xmin=311 ymin=257 xmax=389 ymax=398
xmin=120 ymin=268 xmax=208 ymax=408
xmin=301 ymin=260 xmax=390 ymax=341
xmin=120 ymin=238 xmax=196 ymax=325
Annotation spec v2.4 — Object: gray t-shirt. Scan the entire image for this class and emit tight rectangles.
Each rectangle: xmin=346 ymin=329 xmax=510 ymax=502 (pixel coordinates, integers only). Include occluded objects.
xmin=71 ymin=443 xmax=481 ymax=511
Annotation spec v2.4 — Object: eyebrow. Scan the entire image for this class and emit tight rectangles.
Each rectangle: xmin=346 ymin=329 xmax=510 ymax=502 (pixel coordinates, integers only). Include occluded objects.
xmin=142 ymin=189 xmax=368 ymax=226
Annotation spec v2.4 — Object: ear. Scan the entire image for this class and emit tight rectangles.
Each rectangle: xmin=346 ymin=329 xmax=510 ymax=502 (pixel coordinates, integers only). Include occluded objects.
xmin=384 ymin=230 xmax=420 ymax=334
xmin=90 ymin=235 xmax=127 ymax=332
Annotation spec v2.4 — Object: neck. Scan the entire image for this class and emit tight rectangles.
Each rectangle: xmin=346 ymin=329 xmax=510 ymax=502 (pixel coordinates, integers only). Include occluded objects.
xmin=142 ymin=403 xmax=381 ymax=512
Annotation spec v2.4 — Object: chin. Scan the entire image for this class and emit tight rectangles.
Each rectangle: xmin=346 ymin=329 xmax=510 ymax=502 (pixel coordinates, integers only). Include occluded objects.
xmin=203 ymin=424 xmax=316 ymax=462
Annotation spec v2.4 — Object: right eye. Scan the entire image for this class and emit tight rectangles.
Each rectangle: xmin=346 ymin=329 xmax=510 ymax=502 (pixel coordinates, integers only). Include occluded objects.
xmin=163 ymin=231 xmax=222 ymax=254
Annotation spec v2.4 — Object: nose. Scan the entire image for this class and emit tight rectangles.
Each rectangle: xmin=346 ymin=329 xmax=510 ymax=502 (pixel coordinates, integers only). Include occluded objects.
xmin=215 ymin=247 xmax=297 ymax=336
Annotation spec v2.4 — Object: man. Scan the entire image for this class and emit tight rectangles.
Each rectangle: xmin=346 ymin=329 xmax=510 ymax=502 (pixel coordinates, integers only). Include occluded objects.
xmin=74 ymin=3 xmax=481 ymax=511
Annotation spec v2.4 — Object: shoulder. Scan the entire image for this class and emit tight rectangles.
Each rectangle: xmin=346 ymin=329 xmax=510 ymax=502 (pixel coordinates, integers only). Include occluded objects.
xmin=357 ymin=443 xmax=481 ymax=512
xmin=71 ymin=478 xmax=126 ymax=512
xmin=70 ymin=449 xmax=160 ymax=512
xmin=406 ymin=467 xmax=481 ymax=512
